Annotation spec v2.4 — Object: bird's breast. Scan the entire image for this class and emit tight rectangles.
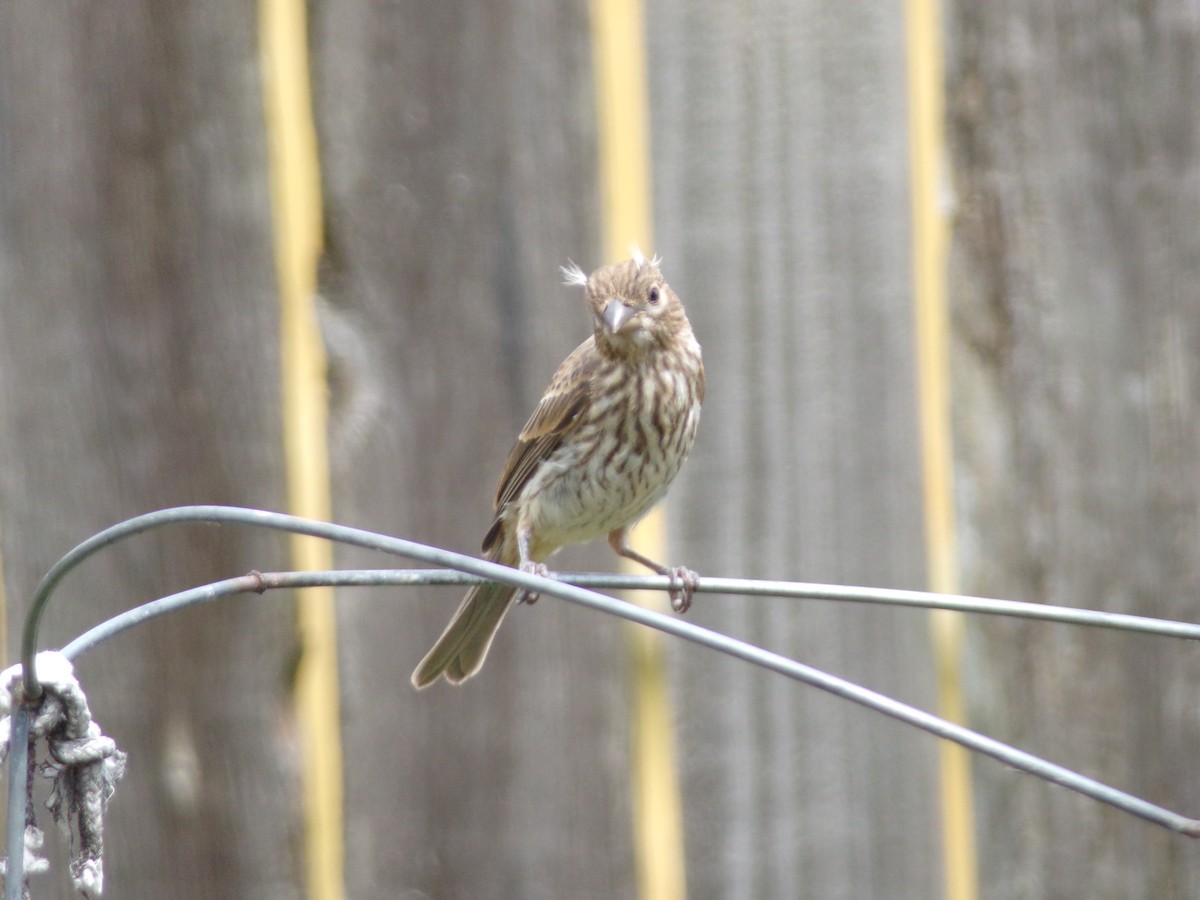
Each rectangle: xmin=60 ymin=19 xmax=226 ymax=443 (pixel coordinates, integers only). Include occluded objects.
xmin=516 ymin=353 xmax=702 ymax=558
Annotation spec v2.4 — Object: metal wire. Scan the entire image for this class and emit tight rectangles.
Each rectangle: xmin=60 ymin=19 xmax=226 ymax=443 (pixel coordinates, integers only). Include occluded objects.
xmin=58 ymin=569 xmax=1200 ymax=660
xmin=25 ymin=503 xmax=1200 ymax=692
xmin=3 ymin=706 xmax=30 ymax=900
xmin=8 ymin=504 xmax=1200 ymax=896
xmin=46 ymin=565 xmax=1200 ymax=836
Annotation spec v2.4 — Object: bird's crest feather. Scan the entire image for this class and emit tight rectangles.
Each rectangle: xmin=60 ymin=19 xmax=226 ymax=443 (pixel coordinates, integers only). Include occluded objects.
xmin=629 ymin=243 xmax=662 ymax=268
xmin=560 ymin=261 xmax=588 ymax=287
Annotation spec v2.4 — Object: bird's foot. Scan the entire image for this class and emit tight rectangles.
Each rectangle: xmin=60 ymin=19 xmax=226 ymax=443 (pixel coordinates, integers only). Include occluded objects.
xmin=517 ymin=561 xmax=552 ymax=605
xmin=664 ymin=566 xmax=700 ymax=613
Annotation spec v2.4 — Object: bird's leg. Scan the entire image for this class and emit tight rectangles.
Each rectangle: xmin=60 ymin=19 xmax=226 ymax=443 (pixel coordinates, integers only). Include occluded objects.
xmin=607 ymin=527 xmax=699 ymax=613
xmin=516 ymin=522 xmax=550 ymax=605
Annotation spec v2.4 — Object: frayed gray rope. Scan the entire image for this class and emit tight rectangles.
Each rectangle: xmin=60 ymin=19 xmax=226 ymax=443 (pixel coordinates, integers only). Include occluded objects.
xmin=0 ymin=652 xmax=126 ymax=897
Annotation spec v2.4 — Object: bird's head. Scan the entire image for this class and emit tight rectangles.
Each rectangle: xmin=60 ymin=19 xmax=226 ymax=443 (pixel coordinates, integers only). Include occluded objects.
xmin=561 ymin=246 xmax=691 ymax=358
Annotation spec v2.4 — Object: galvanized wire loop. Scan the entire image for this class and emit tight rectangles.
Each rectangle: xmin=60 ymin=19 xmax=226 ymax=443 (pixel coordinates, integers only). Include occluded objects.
xmin=7 ymin=504 xmax=1200 ymax=898
xmin=26 ymin=504 xmax=1200 ymax=695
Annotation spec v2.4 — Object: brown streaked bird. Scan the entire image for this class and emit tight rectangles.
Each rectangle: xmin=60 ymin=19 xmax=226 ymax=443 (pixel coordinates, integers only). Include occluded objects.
xmin=411 ymin=248 xmax=705 ymax=688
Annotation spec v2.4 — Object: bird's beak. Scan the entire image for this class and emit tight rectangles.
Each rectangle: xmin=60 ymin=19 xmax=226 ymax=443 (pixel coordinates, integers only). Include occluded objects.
xmin=601 ymin=299 xmax=636 ymax=334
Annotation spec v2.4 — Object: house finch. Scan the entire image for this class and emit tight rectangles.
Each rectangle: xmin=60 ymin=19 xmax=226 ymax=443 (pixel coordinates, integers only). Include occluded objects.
xmin=412 ymin=248 xmax=705 ymax=688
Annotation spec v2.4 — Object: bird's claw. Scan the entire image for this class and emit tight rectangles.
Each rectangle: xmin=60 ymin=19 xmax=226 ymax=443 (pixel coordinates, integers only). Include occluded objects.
xmin=665 ymin=566 xmax=699 ymax=613
xmin=518 ymin=561 xmax=552 ymax=605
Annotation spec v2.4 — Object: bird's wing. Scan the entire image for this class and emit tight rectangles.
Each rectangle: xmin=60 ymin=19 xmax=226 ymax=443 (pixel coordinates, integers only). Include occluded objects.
xmin=482 ymin=337 xmax=598 ymax=553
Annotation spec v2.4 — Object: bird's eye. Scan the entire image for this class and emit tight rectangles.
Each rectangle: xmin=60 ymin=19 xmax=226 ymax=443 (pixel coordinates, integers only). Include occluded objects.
xmin=647 ymin=287 xmax=660 ymax=305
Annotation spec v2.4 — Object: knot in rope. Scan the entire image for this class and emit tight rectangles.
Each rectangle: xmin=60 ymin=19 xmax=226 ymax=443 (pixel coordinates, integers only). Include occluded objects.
xmin=0 ymin=651 xmax=126 ymax=897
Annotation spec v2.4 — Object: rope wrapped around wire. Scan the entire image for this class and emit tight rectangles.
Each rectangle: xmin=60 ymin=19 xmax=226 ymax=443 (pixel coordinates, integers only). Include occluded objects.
xmin=0 ymin=652 xmax=126 ymax=897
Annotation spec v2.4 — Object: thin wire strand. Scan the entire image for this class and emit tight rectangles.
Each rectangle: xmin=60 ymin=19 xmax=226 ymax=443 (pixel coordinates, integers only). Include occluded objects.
xmin=58 ymin=570 xmax=1200 ymax=655
xmin=10 ymin=502 xmax=1200 ymax=891
xmin=27 ymin=505 xmax=1200 ymax=692
xmin=3 ymin=705 xmax=30 ymax=900
xmin=49 ymin=570 xmax=1200 ymax=840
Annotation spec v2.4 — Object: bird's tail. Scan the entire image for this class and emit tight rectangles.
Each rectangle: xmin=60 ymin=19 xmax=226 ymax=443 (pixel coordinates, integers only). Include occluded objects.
xmin=411 ymin=548 xmax=519 ymax=688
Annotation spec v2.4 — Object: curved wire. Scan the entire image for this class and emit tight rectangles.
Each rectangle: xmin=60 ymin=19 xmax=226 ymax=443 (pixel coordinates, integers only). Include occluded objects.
xmin=48 ymin=573 xmax=1200 ymax=838
xmin=10 ymin=502 xmax=1200 ymax=886
xmin=26 ymin=505 xmax=1200 ymax=698
xmin=21 ymin=505 xmax=496 ymax=697
xmin=58 ymin=569 xmax=1200 ymax=660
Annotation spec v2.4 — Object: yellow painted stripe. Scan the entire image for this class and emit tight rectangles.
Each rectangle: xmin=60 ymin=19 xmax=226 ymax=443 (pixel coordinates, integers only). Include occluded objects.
xmin=589 ymin=1 xmax=686 ymax=898
xmin=591 ymin=0 xmax=652 ymax=261
xmin=905 ymin=1 xmax=979 ymax=899
xmin=259 ymin=2 xmax=345 ymax=898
